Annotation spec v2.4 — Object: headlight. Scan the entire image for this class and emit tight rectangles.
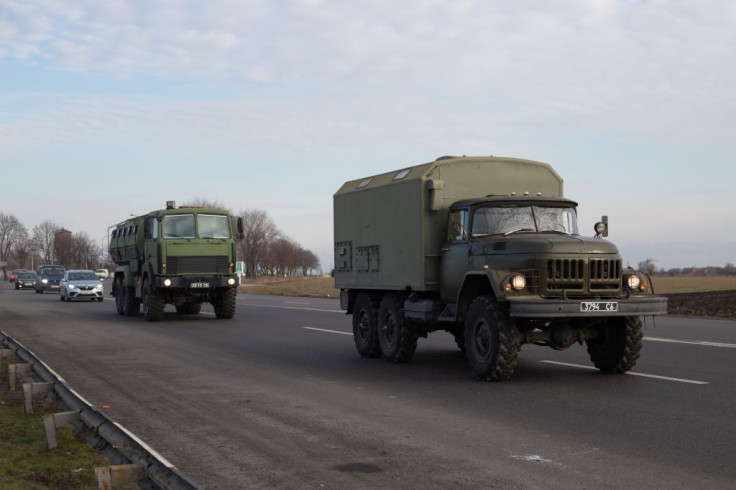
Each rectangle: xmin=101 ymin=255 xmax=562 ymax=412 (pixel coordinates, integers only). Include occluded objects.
xmin=94 ymin=284 xmax=103 ymax=290
xmin=163 ymin=278 xmax=172 ymax=287
xmin=68 ymin=284 xmax=77 ymax=289
xmin=228 ymin=278 xmax=236 ymax=285
xmin=42 ymin=278 xmax=48 ymax=284
xmin=626 ymin=275 xmax=641 ymax=290
xmin=505 ymin=273 xmax=527 ymax=292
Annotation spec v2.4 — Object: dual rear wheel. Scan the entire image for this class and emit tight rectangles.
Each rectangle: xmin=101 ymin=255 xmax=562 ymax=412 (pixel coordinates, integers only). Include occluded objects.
xmin=352 ymin=292 xmax=417 ymax=363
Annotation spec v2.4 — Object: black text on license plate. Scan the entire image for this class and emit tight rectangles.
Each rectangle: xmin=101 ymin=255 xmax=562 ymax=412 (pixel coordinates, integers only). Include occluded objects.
xmin=191 ymin=282 xmax=210 ymax=288
xmin=580 ymin=301 xmax=618 ymax=312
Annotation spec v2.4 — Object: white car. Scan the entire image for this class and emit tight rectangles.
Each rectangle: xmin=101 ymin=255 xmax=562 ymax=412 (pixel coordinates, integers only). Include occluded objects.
xmin=60 ymin=270 xmax=104 ymax=302
xmin=94 ymin=268 xmax=110 ymax=279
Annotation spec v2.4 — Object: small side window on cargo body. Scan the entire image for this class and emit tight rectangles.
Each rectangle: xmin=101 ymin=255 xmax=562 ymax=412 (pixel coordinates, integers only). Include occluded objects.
xmin=393 ymin=169 xmax=410 ymax=181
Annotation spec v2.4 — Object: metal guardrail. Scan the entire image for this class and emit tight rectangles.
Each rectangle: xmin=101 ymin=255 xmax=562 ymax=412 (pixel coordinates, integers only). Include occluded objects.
xmin=1 ymin=330 xmax=201 ymax=490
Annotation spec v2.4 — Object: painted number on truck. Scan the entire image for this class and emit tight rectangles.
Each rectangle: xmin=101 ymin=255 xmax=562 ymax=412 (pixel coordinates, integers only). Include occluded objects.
xmin=580 ymin=301 xmax=618 ymax=312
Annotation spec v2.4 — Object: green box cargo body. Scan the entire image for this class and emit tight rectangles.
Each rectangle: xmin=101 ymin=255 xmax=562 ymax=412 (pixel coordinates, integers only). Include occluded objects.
xmin=334 ymin=156 xmax=667 ymax=381
xmin=334 ymin=156 xmax=563 ymax=292
xmin=109 ymin=202 xmax=242 ymax=321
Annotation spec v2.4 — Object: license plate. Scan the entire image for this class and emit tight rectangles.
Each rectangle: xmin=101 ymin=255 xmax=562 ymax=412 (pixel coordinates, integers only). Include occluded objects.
xmin=190 ymin=282 xmax=210 ymax=288
xmin=580 ymin=301 xmax=618 ymax=312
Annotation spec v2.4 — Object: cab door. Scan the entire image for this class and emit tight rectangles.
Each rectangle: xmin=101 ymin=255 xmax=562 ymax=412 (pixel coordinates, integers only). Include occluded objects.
xmin=440 ymin=209 xmax=470 ymax=304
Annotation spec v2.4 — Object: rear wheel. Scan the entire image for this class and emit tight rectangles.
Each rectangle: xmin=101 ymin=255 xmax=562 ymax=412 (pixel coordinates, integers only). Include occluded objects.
xmin=213 ymin=288 xmax=236 ymax=319
xmin=586 ymin=316 xmax=643 ymax=373
xmin=142 ymin=278 xmax=164 ymax=321
xmin=122 ymin=282 xmax=140 ymax=317
xmin=377 ymin=294 xmax=417 ymax=363
xmin=352 ymin=293 xmax=381 ymax=358
xmin=465 ymin=296 xmax=520 ymax=381
xmin=115 ymin=278 xmax=125 ymax=315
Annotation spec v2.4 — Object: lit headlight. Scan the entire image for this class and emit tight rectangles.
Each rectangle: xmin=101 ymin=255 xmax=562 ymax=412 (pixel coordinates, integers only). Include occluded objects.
xmin=510 ymin=274 xmax=526 ymax=291
xmin=94 ymin=284 xmax=103 ymax=290
xmin=228 ymin=278 xmax=236 ymax=285
xmin=626 ymin=275 xmax=641 ymax=290
xmin=42 ymin=278 xmax=48 ymax=284
xmin=68 ymin=284 xmax=77 ymax=289
xmin=163 ymin=278 xmax=172 ymax=287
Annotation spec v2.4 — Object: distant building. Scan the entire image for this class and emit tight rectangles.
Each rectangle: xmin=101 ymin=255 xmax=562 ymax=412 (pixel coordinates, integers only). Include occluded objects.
xmin=55 ymin=228 xmax=72 ymax=266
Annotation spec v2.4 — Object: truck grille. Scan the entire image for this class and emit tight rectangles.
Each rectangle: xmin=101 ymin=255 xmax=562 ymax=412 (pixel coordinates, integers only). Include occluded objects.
xmin=167 ymin=256 xmax=230 ymax=275
xmin=545 ymin=258 xmax=621 ymax=295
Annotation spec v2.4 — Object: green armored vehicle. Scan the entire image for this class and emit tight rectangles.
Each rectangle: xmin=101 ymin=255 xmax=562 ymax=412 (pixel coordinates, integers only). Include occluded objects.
xmin=109 ymin=201 xmax=243 ymax=321
xmin=334 ymin=156 xmax=667 ymax=381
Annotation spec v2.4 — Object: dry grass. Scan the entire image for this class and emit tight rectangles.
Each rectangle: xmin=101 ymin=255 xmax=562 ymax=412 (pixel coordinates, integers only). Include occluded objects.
xmin=649 ymin=275 xmax=736 ymax=294
xmin=238 ymin=276 xmax=340 ymax=298
xmin=237 ymin=275 xmax=736 ymax=298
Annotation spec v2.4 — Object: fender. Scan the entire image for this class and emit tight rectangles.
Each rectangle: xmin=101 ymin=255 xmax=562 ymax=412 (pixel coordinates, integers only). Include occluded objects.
xmin=455 ymin=271 xmax=503 ymax=322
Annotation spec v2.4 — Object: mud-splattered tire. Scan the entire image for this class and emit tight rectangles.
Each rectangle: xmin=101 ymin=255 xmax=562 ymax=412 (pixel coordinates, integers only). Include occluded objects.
xmin=124 ymin=285 xmax=140 ymax=317
xmin=586 ymin=316 xmax=643 ymax=373
xmin=352 ymin=293 xmax=381 ymax=358
xmin=465 ymin=296 xmax=520 ymax=381
xmin=377 ymin=294 xmax=418 ymax=363
xmin=213 ymin=288 xmax=236 ymax=319
xmin=142 ymin=279 xmax=164 ymax=321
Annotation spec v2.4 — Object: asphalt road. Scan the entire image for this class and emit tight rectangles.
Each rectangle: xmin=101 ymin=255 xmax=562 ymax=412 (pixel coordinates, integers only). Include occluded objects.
xmin=1 ymin=280 xmax=735 ymax=489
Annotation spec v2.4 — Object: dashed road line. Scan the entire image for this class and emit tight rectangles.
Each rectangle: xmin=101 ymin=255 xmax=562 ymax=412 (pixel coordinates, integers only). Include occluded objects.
xmin=540 ymin=361 xmax=709 ymax=385
xmin=644 ymin=336 xmax=736 ymax=349
xmin=303 ymin=327 xmax=352 ymax=336
xmin=239 ymin=302 xmax=344 ymax=314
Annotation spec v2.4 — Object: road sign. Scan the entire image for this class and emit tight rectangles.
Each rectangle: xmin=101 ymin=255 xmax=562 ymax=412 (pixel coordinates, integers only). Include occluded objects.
xmin=0 ymin=261 xmax=7 ymax=267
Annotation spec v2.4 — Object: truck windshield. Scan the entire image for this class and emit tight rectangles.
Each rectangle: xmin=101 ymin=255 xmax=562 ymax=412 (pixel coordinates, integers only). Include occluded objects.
xmin=197 ymin=214 xmax=230 ymax=239
xmin=471 ymin=205 xmax=579 ymax=236
xmin=162 ymin=214 xmax=195 ymax=238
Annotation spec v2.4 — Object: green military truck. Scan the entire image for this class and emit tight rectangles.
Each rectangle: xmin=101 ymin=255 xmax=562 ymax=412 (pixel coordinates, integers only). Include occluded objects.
xmin=334 ymin=156 xmax=667 ymax=381
xmin=109 ymin=201 xmax=243 ymax=321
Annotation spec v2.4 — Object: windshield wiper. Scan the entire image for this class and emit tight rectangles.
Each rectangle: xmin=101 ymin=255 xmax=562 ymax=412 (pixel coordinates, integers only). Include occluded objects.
xmin=504 ymin=228 xmax=536 ymax=236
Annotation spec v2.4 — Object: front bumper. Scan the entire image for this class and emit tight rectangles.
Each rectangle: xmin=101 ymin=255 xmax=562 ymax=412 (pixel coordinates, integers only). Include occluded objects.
xmin=508 ymin=294 xmax=668 ymax=318
xmin=67 ymin=287 xmax=104 ymax=300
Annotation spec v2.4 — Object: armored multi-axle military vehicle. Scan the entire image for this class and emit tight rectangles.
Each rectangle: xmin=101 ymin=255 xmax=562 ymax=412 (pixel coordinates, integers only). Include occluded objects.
xmin=334 ymin=156 xmax=667 ymax=381
xmin=109 ymin=201 xmax=242 ymax=321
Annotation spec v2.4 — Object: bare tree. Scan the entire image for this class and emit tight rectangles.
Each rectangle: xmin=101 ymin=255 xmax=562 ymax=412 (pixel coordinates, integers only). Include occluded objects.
xmin=238 ymin=209 xmax=279 ymax=278
xmin=32 ymin=221 xmax=61 ymax=265
xmin=0 ymin=212 xmax=27 ymax=279
xmin=69 ymin=232 xmax=99 ymax=269
xmin=12 ymin=232 xmax=33 ymax=269
xmin=297 ymin=248 xmax=320 ymax=276
xmin=181 ymin=197 xmax=230 ymax=211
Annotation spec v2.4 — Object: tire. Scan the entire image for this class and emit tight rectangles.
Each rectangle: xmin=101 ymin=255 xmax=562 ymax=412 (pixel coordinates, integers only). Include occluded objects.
xmin=377 ymin=294 xmax=417 ymax=363
xmin=451 ymin=326 xmax=466 ymax=353
xmin=464 ymin=296 xmax=520 ymax=381
xmin=122 ymin=282 xmax=140 ymax=317
xmin=65 ymin=292 xmax=71 ymax=302
xmin=142 ymin=278 xmax=164 ymax=321
xmin=213 ymin=288 xmax=236 ymax=319
xmin=97 ymin=297 xmax=103 ymax=302
xmin=59 ymin=291 xmax=64 ymax=301
xmin=14 ymin=283 xmax=18 ymax=290
xmin=352 ymin=293 xmax=381 ymax=358
xmin=114 ymin=278 xmax=125 ymax=315
xmin=176 ymin=303 xmax=202 ymax=315
xmin=586 ymin=316 xmax=643 ymax=373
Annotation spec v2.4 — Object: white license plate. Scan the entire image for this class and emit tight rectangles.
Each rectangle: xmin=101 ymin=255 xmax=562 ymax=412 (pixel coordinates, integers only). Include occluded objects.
xmin=580 ymin=301 xmax=618 ymax=312
xmin=191 ymin=282 xmax=210 ymax=288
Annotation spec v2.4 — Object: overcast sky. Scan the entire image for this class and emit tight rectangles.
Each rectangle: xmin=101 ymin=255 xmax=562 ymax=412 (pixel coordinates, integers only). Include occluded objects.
xmin=1 ymin=0 xmax=734 ymax=270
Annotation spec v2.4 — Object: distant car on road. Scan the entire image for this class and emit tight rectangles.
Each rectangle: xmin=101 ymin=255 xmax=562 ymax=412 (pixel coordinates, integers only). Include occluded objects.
xmin=60 ymin=270 xmax=104 ymax=302
xmin=94 ymin=268 xmax=110 ymax=279
xmin=15 ymin=271 xmax=36 ymax=290
xmin=35 ymin=265 xmax=66 ymax=293
xmin=9 ymin=269 xmax=27 ymax=282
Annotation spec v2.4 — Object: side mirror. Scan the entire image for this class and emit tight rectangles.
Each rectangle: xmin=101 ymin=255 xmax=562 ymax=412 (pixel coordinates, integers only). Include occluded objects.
xmin=594 ymin=215 xmax=609 ymax=238
xmin=237 ymin=217 xmax=244 ymax=239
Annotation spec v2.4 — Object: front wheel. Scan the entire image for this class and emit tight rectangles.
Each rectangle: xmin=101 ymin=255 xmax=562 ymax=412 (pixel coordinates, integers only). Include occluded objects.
xmin=586 ymin=316 xmax=643 ymax=373
xmin=142 ymin=279 xmax=164 ymax=321
xmin=464 ymin=296 xmax=520 ymax=381
xmin=377 ymin=294 xmax=417 ymax=363
xmin=213 ymin=288 xmax=236 ymax=319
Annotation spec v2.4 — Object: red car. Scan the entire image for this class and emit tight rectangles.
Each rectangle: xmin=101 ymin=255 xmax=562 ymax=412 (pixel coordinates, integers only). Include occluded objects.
xmin=9 ymin=269 xmax=28 ymax=282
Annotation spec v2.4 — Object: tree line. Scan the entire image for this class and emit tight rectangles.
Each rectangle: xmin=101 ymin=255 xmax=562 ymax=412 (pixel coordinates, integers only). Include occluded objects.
xmin=0 ymin=206 xmax=320 ymax=280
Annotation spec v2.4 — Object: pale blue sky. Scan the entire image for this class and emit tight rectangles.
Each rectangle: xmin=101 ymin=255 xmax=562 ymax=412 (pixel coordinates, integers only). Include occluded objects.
xmin=1 ymin=0 xmax=734 ymax=270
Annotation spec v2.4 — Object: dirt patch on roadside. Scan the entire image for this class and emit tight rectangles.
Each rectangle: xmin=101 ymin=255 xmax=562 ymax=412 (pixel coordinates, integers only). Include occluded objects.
xmin=664 ymin=290 xmax=736 ymax=319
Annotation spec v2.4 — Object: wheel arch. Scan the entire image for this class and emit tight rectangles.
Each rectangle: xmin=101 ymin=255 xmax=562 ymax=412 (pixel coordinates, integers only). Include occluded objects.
xmin=456 ymin=272 xmax=499 ymax=322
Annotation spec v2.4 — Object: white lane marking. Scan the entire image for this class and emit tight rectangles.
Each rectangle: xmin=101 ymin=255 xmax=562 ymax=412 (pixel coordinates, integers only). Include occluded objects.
xmin=540 ymin=361 xmax=709 ymax=385
xmin=286 ymin=301 xmax=312 ymax=305
xmin=240 ymin=302 xmax=344 ymax=314
xmin=644 ymin=336 xmax=736 ymax=349
xmin=304 ymin=327 xmax=352 ymax=336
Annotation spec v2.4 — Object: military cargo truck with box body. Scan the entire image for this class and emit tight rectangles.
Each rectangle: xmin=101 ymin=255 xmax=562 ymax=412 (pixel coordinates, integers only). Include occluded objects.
xmin=334 ymin=156 xmax=667 ymax=381
xmin=109 ymin=201 xmax=242 ymax=321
